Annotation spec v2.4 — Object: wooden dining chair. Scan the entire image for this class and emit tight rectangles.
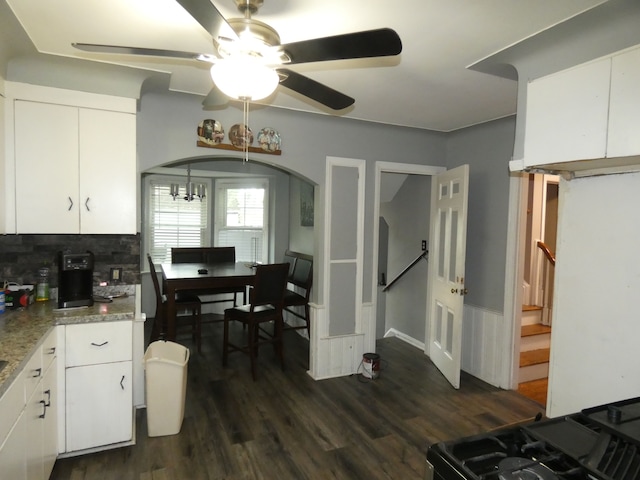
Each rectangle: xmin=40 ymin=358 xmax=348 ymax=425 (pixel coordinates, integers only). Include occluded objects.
xmin=222 ymin=263 xmax=290 ymax=380
xmin=147 ymin=254 xmax=203 ymax=353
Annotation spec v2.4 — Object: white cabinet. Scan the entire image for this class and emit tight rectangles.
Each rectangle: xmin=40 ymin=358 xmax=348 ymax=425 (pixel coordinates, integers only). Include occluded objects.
xmin=64 ymin=321 xmax=133 ymax=454
xmin=523 ymin=58 xmax=611 ymax=167
xmin=13 ymin=100 xmax=136 ymax=234
xmin=607 ymin=47 xmax=640 ymax=158
xmin=0 ymin=328 xmax=58 ymax=480
xmin=523 ymin=45 xmax=640 ymax=170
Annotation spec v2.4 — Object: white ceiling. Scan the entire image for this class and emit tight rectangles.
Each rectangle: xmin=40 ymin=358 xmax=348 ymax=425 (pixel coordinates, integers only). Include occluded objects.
xmin=0 ymin=0 xmax=607 ymax=132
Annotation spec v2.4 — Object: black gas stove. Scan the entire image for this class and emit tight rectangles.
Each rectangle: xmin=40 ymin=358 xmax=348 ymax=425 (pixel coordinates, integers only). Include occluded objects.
xmin=426 ymin=397 xmax=640 ymax=480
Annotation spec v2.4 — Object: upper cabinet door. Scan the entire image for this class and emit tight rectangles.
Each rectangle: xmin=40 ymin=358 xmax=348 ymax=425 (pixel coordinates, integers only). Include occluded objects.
xmin=14 ymin=101 xmax=80 ymax=233
xmin=78 ymin=109 xmax=137 ymax=234
xmin=523 ymin=58 xmax=611 ymax=167
xmin=607 ymin=48 xmax=640 ymax=158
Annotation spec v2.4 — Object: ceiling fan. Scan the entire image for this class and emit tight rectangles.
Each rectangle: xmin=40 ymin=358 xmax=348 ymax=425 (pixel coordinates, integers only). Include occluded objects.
xmin=72 ymin=0 xmax=402 ymax=110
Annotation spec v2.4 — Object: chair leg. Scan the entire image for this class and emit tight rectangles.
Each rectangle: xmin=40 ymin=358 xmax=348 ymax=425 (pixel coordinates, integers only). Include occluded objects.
xmin=196 ymin=307 xmax=202 ymax=354
xmin=305 ymin=304 xmax=311 ymax=338
xmin=275 ymin=316 xmax=284 ymax=371
xmin=222 ymin=313 xmax=230 ymax=366
xmin=248 ymin=321 xmax=258 ymax=380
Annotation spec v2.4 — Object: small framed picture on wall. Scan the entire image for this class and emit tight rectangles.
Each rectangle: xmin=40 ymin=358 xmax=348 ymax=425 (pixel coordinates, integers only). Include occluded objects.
xmin=300 ymin=182 xmax=314 ymax=227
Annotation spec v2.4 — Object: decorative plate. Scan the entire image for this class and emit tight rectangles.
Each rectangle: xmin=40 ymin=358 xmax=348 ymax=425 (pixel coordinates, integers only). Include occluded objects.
xmin=197 ymin=119 xmax=224 ymax=144
xmin=257 ymin=127 xmax=281 ymax=152
xmin=229 ymin=123 xmax=253 ymax=149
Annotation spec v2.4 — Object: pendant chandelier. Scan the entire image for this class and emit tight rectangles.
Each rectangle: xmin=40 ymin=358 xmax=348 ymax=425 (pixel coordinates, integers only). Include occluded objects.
xmin=170 ymin=165 xmax=206 ymax=202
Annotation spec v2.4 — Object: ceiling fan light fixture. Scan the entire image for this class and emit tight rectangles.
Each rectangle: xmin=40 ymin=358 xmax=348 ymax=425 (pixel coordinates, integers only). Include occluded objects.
xmin=210 ymin=57 xmax=278 ymax=101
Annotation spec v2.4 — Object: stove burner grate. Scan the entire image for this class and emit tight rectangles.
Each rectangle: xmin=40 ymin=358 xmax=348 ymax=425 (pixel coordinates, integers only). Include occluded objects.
xmin=496 ymin=457 xmax=558 ymax=480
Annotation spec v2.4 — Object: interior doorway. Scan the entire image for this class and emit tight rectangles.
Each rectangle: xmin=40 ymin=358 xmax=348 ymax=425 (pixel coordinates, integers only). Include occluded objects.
xmin=516 ymin=173 xmax=559 ymax=405
xmin=371 ymin=162 xmax=444 ymax=354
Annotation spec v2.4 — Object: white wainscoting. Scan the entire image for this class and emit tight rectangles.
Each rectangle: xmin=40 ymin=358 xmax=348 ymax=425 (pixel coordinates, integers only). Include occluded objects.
xmin=308 ymin=303 xmax=368 ymax=380
xmin=461 ymin=304 xmax=506 ymax=388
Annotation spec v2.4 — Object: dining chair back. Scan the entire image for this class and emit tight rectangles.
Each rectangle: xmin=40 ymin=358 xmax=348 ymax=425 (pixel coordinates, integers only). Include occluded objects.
xmin=222 ymin=262 xmax=290 ymax=380
xmin=282 ymin=250 xmax=313 ymax=336
xmin=171 ymin=246 xmax=236 ymax=264
xmin=147 ymin=254 xmax=202 ymax=352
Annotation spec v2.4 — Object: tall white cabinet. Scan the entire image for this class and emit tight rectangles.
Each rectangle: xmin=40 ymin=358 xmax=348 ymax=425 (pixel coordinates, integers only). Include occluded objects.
xmin=4 ymin=82 xmax=137 ymax=235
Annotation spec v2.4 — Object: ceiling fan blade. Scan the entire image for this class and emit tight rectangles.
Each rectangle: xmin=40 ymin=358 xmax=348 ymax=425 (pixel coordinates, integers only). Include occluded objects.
xmin=175 ymin=0 xmax=238 ymax=41
xmin=277 ymin=68 xmax=354 ymax=110
xmin=281 ymin=28 xmax=402 ymax=65
xmin=202 ymin=85 xmax=229 ymax=108
xmin=72 ymin=43 xmax=209 ymax=61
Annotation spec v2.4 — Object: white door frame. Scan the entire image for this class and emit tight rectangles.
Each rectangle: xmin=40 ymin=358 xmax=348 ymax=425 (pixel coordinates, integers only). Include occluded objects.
xmin=370 ymin=162 xmax=445 ymax=354
xmin=505 ymin=173 xmax=528 ymax=390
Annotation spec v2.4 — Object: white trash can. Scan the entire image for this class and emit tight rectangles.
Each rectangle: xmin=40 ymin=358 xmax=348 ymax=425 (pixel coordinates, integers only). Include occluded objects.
xmin=144 ymin=340 xmax=190 ymax=437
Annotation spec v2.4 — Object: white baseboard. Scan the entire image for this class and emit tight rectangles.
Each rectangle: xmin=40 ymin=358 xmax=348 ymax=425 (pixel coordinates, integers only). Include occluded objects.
xmin=383 ymin=328 xmax=425 ymax=350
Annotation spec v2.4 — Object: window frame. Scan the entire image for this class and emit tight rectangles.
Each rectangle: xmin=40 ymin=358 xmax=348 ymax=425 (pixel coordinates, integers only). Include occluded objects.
xmin=143 ymin=174 xmax=212 ymax=265
xmin=214 ymin=178 xmax=270 ymax=264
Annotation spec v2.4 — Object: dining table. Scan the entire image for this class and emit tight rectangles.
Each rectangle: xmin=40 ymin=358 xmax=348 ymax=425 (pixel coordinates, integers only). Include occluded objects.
xmin=160 ymin=261 xmax=256 ymax=341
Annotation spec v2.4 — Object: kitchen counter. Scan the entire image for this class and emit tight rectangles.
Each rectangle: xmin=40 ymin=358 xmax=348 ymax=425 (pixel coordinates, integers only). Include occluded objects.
xmin=0 ymin=294 xmax=137 ymax=397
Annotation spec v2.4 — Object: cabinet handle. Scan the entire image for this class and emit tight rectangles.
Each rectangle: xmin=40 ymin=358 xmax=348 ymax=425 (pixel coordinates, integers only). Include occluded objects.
xmin=39 ymin=400 xmax=47 ymax=419
xmin=47 ymin=347 xmax=56 ymax=355
xmin=44 ymin=389 xmax=51 ymax=407
xmin=120 ymin=375 xmax=125 ymax=390
xmin=68 ymin=196 xmax=74 ymax=211
xmin=85 ymin=197 xmax=91 ymax=212
xmin=33 ymin=367 xmax=42 ymax=378
xmin=90 ymin=341 xmax=109 ymax=347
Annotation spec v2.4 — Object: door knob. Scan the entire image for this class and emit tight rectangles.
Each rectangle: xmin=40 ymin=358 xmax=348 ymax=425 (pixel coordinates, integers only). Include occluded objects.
xmin=451 ymin=288 xmax=458 ymax=294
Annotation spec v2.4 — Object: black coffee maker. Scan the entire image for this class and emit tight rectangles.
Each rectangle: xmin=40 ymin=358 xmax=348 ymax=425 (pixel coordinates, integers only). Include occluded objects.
xmin=57 ymin=251 xmax=94 ymax=308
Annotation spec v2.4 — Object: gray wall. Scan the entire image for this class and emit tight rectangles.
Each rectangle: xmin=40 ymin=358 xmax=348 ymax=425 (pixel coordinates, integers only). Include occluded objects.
xmin=137 ymin=91 xmax=447 ymax=308
xmin=446 ymin=117 xmax=516 ymax=312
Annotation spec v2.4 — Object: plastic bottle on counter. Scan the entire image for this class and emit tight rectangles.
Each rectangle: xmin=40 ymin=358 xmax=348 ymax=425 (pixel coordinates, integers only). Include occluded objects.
xmin=36 ymin=267 xmax=50 ymax=302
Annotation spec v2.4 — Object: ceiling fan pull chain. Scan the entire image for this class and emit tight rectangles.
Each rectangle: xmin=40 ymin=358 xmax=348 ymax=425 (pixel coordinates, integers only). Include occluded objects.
xmin=243 ymin=99 xmax=249 ymax=162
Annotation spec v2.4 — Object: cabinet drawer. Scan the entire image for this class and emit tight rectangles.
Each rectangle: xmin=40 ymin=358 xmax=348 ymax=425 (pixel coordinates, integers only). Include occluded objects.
xmin=66 ymin=322 xmax=132 ymax=367
xmin=24 ymin=346 xmax=43 ymax=402
xmin=42 ymin=328 xmax=58 ymax=371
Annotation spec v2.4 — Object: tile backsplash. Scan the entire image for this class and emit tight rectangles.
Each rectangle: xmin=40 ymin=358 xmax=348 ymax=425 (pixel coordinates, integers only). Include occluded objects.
xmin=0 ymin=234 xmax=140 ymax=287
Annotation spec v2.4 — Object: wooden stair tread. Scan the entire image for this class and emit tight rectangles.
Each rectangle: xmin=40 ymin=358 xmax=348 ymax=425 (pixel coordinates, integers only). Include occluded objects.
xmin=520 ymin=348 xmax=550 ymax=367
xmin=521 ymin=324 xmax=551 ymax=337
xmin=523 ymin=304 xmax=543 ymax=312
xmin=518 ymin=378 xmax=548 ymax=406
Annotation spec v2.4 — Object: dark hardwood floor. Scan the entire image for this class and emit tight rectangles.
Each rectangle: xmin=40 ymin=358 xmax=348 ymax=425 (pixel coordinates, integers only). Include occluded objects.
xmin=50 ymin=316 xmax=545 ymax=479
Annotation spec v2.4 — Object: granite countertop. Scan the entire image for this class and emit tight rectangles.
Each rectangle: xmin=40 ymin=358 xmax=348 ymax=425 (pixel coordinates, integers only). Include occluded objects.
xmin=0 ymin=291 xmax=138 ymax=397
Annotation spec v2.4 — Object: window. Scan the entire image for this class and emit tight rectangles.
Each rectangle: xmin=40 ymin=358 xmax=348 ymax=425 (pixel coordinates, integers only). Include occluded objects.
xmin=215 ymin=179 xmax=269 ymax=263
xmin=145 ymin=175 xmax=211 ymax=264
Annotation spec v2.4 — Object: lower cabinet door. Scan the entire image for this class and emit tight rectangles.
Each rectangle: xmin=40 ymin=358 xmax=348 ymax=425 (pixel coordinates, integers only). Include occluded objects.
xmin=0 ymin=411 xmax=27 ymax=480
xmin=66 ymin=361 xmax=133 ymax=452
xmin=42 ymin=360 xmax=58 ymax=478
xmin=26 ymin=381 xmax=45 ymax=480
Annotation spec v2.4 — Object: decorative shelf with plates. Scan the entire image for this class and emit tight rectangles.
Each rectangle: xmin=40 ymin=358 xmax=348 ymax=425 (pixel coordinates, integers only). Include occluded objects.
xmin=196 ymin=120 xmax=282 ymax=155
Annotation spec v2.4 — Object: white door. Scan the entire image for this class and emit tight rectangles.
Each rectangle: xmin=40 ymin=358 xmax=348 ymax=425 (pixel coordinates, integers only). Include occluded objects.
xmin=427 ymin=165 xmax=469 ymax=389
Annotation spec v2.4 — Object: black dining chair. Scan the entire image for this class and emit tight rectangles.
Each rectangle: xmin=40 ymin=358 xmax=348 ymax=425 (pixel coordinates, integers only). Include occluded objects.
xmin=282 ymin=251 xmax=313 ymax=337
xmin=147 ymin=254 xmax=203 ymax=353
xmin=222 ymin=263 xmax=290 ymax=380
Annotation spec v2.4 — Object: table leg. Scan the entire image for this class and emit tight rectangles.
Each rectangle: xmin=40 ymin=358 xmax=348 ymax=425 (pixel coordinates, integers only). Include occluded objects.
xmin=165 ymin=285 xmax=177 ymax=341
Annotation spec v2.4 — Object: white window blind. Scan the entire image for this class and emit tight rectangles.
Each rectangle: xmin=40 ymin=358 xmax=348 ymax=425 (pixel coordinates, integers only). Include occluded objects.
xmin=215 ymin=180 xmax=268 ymax=263
xmin=147 ymin=177 xmax=210 ymax=264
